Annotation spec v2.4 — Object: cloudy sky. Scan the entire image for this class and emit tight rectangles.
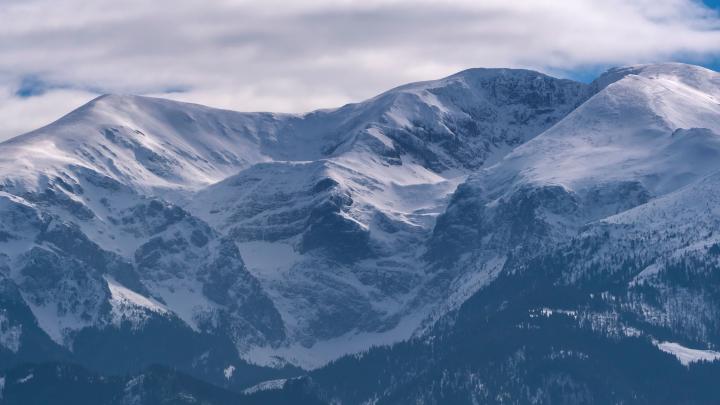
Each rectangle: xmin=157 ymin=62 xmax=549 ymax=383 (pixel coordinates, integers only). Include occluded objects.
xmin=2 ymin=0 xmax=720 ymax=140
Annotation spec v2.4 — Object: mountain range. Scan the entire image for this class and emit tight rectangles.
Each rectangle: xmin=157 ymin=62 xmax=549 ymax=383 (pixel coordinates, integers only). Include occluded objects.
xmin=2 ymin=62 xmax=720 ymax=404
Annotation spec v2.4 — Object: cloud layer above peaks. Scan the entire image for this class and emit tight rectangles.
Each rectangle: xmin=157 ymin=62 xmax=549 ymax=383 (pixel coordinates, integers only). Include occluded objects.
xmin=1 ymin=0 xmax=720 ymax=139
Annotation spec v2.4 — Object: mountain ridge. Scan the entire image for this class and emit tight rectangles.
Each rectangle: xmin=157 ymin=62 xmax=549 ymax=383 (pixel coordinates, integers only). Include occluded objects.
xmin=0 ymin=65 xmax=589 ymax=368
xmin=3 ymin=62 xmax=720 ymax=402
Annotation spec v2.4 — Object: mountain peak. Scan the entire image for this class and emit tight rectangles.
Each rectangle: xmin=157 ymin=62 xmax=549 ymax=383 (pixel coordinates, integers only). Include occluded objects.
xmin=449 ymin=66 xmax=562 ymax=80
xmin=591 ymin=62 xmax=720 ymax=95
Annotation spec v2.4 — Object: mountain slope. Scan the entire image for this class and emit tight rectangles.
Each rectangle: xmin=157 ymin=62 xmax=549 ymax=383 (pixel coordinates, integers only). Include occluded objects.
xmin=275 ymin=62 xmax=720 ymax=404
xmin=0 ymin=67 xmax=587 ymax=373
xmin=430 ymin=63 xmax=720 ymax=282
xmin=0 ymin=362 xmax=326 ymax=405
xmin=304 ymin=253 xmax=720 ymax=404
xmin=186 ymin=68 xmax=587 ymax=367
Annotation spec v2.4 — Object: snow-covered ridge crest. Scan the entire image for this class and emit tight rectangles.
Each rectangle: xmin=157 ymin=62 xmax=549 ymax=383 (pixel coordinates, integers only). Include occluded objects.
xmin=0 ymin=94 xmax=281 ymax=193
xmin=0 ymin=66 xmax=587 ymax=192
xmin=473 ymin=62 xmax=720 ymax=201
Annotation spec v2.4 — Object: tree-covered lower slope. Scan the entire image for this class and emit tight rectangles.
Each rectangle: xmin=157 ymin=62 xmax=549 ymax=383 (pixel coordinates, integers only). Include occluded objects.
xmin=0 ymin=362 xmax=325 ymax=405
xmin=303 ymin=253 xmax=720 ymax=404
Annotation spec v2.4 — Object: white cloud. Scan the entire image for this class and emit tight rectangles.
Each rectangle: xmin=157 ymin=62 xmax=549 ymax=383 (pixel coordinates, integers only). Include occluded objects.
xmin=0 ymin=85 xmax=96 ymax=139
xmin=1 ymin=0 xmax=719 ymax=140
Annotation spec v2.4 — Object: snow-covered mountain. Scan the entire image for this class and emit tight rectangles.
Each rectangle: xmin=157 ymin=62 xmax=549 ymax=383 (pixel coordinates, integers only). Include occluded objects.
xmin=4 ymin=62 xmax=720 ymax=403
xmin=0 ymin=67 xmax=587 ymax=376
xmin=297 ymin=62 xmax=720 ymax=404
xmin=430 ymin=63 xmax=720 ymax=296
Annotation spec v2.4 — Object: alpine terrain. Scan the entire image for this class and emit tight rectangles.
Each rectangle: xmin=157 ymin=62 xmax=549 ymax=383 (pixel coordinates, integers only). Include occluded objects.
xmin=2 ymin=62 xmax=720 ymax=404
